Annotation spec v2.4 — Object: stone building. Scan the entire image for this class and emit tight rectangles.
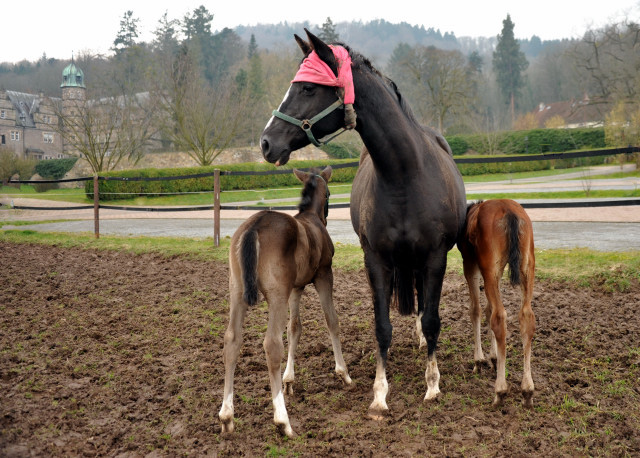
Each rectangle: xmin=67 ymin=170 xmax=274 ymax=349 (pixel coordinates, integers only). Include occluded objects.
xmin=0 ymin=60 xmax=85 ymax=160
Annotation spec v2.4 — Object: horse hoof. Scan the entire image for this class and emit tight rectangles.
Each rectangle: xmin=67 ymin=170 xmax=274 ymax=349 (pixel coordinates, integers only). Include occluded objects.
xmin=472 ymin=359 xmax=488 ymax=374
xmin=337 ymin=370 xmax=352 ymax=385
xmin=284 ymin=382 xmax=294 ymax=396
xmin=424 ymin=388 xmax=440 ymax=402
xmin=276 ymin=422 xmax=295 ymax=438
xmin=522 ymin=390 xmax=534 ymax=408
xmin=492 ymin=391 xmax=507 ymax=407
xmin=367 ymin=407 xmax=387 ymax=421
xmin=220 ymin=419 xmax=234 ymax=434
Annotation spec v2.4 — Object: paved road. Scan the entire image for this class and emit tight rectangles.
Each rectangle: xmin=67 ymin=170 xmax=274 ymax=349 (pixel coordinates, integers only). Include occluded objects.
xmin=2 ymin=165 xmax=639 ymax=251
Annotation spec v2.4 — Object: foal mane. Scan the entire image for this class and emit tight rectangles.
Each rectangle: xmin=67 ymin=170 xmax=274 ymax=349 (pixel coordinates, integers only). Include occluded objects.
xmin=297 ymin=170 xmax=322 ymax=214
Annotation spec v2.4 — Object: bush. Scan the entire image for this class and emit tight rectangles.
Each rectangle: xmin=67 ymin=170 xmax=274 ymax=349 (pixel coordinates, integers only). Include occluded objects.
xmin=446 ymin=127 xmax=606 ymax=156
xmin=0 ymin=148 xmax=36 ymax=185
xmin=35 ymin=158 xmax=78 ymax=180
xmin=85 ymin=158 xmax=359 ymax=201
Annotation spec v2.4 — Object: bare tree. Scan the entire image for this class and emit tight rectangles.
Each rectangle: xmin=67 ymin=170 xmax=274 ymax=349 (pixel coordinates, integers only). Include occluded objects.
xmin=51 ymin=92 xmax=158 ymax=173
xmin=396 ymin=45 xmax=478 ymax=133
xmin=154 ymin=48 xmax=248 ymax=166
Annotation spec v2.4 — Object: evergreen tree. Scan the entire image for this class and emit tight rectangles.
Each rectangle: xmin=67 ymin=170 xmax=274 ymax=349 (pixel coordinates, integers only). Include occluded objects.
xmin=248 ymin=34 xmax=258 ymax=59
xmin=113 ymin=11 xmax=140 ymax=53
xmin=318 ymin=17 xmax=340 ymax=43
xmin=492 ymin=14 xmax=529 ymax=125
xmin=182 ymin=6 xmax=213 ymax=40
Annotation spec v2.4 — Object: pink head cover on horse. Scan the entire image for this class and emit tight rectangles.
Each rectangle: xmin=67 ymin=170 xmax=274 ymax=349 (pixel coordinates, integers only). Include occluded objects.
xmin=291 ymin=46 xmax=354 ymax=104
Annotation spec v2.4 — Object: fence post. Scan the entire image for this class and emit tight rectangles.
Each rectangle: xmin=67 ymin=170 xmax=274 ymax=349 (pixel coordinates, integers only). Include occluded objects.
xmin=93 ymin=175 xmax=100 ymax=239
xmin=214 ymin=169 xmax=220 ymax=247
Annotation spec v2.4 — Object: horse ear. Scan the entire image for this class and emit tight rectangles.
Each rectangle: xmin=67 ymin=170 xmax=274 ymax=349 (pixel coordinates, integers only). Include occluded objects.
xmin=294 ymin=34 xmax=312 ymax=56
xmin=304 ymin=28 xmax=338 ymax=76
xmin=321 ymin=166 xmax=333 ymax=183
xmin=293 ymin=168 xmax=308 ymax=183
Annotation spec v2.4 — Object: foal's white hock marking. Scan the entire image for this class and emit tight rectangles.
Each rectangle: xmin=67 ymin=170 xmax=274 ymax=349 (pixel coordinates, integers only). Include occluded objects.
xmin=273 ymin=391 xmax=294 ymax=437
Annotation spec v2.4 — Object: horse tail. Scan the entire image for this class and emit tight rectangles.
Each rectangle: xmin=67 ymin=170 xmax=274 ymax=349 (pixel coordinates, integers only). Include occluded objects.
xmin=393 ymin=266 xmax=415 ymax=316
xmin=505 ymin=211 xmax=522 ymax=286
xmin=240 ymin=228 xmax=259 ymax=306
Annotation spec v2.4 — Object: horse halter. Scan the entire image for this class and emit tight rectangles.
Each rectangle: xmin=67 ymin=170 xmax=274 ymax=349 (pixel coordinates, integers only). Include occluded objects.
xmin=271 ymin=95 xmax=348 ymax=147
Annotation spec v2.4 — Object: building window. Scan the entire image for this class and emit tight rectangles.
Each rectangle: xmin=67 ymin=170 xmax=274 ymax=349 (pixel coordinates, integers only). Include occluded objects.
xmin=43 ymin=114 xmax=51 ymax=124
xmin=1 ymin=134 xmax=5 ymax=144
xmin=0 ymin=110 xmax=5 ymax=119
xmin=10 ymin=131 xmax=20 ymax=141
xmin=43 ymin=132 xmax=54 ymax=143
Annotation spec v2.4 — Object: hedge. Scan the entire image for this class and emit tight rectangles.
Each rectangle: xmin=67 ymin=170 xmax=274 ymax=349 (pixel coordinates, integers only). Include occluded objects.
xmin=35 ymin=157 xmax=78 ymax=179
xmin=85 ymin=158 xmax=358 ymax=201
xmin=446 ymin=127 xmax=606 ymax=156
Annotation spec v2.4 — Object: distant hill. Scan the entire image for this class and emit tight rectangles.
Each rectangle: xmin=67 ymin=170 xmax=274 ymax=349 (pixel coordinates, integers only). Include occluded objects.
xmin=234 ymin=19 xmax=567 ymax=67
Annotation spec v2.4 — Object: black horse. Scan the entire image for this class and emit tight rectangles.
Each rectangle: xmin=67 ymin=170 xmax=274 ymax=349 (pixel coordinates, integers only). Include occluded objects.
xmin=260 ymin=29 xmax=467 ymax=417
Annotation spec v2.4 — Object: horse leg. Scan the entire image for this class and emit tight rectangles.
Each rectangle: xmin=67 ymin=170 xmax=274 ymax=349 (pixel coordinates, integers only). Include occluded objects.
xmin=415 ymin=276 xmax=427 ymax=349
xmin=483 ymin=272 xmax=508 ymax=406
xmin=420 ymin=253 xmax=447 ymax=401
xmin=263 ymin=290 xmax=295 ymax=437
xmin=364 ymin=251 xmax=393 ymax=418
xmin=314 ymin=270 xmax=352 ymax=385
xmin=219 ymin=283 xmax=248 ymax=434
xmin=519 ymin=262 xmax=536 ymax=408
xmin=463 ymin=258 xmax=486 ymax=372
xmin=282 ymin=288 xmax=303 ymax=396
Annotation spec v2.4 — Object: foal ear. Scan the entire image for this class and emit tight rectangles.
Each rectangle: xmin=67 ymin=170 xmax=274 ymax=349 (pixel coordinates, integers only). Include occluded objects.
xmin=304 ymin=28 xmax=338 ymax=76
xmin=321 ymin=165 xmax=333 ymax=183
xmin=294 ymin=34 xmax=312 ymax=56
xmin=293 ymin=168 xmax=308 ymax=183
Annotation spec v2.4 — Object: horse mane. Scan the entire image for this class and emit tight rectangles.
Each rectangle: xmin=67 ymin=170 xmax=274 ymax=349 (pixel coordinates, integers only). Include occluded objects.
xmin=297 ymin=168 xmax=322 ymax=213
xmin=342 ymin=45 xmax=428 ymax=133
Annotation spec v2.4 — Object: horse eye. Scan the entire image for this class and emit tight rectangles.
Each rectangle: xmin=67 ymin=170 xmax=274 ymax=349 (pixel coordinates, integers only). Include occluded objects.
xmin=301 ymin=84 xmax=315 ymax=94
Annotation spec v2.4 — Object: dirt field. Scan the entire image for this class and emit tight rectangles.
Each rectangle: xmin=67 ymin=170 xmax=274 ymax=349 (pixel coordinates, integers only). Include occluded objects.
xmin=1 ymin=241 xmax=639 ymax=456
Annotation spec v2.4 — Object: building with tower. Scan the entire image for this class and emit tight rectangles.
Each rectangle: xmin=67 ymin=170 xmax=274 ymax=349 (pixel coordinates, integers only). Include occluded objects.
xmin=0 ymin=59 xmax=86 ymax=160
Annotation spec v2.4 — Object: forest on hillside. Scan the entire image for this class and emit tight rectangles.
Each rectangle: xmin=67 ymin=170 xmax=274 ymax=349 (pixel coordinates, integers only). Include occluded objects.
xmin=1 ymin=8 xmax=638 ymax=171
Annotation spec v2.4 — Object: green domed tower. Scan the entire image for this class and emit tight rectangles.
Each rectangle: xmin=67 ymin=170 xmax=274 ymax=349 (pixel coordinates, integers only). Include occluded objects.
xmin=60 ymin=58 xmax=86 ymax=155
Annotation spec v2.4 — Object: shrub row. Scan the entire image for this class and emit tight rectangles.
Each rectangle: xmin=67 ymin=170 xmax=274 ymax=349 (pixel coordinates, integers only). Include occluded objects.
xmin=85 ymin=159 xmax=359 ymax=201
xmin=446 ymin=127 xmax=606 ymax=156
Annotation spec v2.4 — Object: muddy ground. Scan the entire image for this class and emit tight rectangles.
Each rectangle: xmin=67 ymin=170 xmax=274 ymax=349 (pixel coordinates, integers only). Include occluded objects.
xmin=1 ymin=241 xmax=639 ymax=456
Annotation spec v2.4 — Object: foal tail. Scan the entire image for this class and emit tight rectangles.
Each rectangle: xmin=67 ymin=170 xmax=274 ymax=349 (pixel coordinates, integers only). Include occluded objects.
xmin=505 ymin=212 xmax=522 ymax=286
xmin=240 ymin=228 xmax=259 ymax=306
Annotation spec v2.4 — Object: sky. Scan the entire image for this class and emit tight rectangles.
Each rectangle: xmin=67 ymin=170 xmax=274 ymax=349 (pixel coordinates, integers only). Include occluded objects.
xmin=3 ymin=0 xmax=640 ymax=63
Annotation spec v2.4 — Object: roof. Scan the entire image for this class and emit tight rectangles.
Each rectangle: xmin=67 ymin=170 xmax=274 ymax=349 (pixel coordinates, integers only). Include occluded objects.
xmin=61 ymin=62 xmax=86 ymax=88
xmin=531 ymin=96 xmax=610 ymax=129
xmin=4 ymin=90 xmax=61 ymax=128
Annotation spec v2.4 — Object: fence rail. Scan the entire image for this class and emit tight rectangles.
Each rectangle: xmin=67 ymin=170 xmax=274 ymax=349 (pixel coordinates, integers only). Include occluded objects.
xmin=4 ymin=146 xmax=640 ymax=245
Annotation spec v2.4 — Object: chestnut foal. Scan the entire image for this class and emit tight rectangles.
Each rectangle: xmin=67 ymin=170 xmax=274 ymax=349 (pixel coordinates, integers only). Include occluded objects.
xmin=457 ymin=199 xmax=536 ymax=407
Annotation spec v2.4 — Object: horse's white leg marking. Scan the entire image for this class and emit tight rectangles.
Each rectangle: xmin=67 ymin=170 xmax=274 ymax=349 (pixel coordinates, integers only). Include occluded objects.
xmin=315 ymin=274 xmax=352 ymax=385
xmin=219 ymin=283 xmax=247 ymax=434
xmin=369 ymin=349 xmax=388 ymax=417
xmin=264 ymin=291 xmax=294 ymax=437
xmin=264 ymin=86 xmax=292 ymax=130
xmin=272 ymin=390 xmax=293 ymax=437
xmin=416 ymin=311 xmax=427 ymax=349
xmin=424 ymin=352 xmax=441 ymax=401
xmin=283 ymin=289 xmax=303 ymax=395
